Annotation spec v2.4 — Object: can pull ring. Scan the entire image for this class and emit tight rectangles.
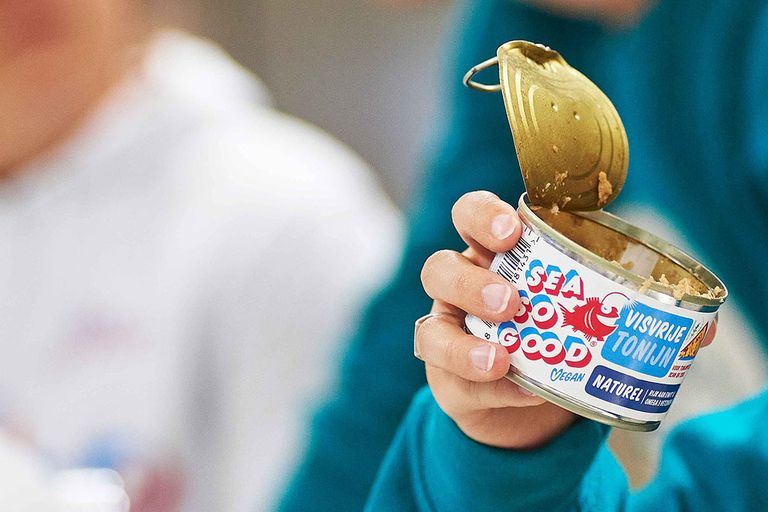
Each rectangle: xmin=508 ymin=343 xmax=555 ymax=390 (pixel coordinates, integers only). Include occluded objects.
xmin=462 ymin=56 xmax=501 ymax=92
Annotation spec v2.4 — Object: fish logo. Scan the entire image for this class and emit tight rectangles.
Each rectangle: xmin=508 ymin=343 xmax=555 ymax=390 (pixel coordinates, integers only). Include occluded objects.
xmin=560 ymin=292 xmax=628 ymax=342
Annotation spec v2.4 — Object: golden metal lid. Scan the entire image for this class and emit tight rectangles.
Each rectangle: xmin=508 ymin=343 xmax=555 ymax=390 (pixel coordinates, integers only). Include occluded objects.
xmin=464 ymin=41 xmax=628 ymax=211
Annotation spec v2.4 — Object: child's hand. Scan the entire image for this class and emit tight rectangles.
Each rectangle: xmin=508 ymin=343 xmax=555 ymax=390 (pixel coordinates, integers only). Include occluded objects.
xmin=414 ymin=191 xmax=577 ymax=449
xmin=415 ymin=191 xmax=719 ymax=449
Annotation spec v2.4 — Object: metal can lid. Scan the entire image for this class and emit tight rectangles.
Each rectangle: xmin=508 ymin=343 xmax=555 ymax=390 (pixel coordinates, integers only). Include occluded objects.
xmin=464 ymin=41 xmax=628 ymax=211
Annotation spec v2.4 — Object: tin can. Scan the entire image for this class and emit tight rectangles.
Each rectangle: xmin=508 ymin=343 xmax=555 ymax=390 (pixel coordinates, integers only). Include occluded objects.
xmin=465 ymin=194 xmax=727 ymax=431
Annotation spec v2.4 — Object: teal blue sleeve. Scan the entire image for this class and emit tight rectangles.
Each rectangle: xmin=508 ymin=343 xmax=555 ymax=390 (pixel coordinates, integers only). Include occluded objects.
xmin=365 ymin=387 xmax=621 ymax=512
xmin=628 ymin=391 xmax=768 ymax=510
xmin=367 ymin=389 xmax=768 ymax=512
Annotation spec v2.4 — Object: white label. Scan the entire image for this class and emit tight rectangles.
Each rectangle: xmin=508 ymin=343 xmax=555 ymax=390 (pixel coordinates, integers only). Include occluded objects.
xmin=465 ymin=225 xmax=717 ymax=423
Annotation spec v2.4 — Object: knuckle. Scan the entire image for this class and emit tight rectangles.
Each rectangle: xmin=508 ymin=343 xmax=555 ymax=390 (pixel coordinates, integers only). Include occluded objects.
xmin=457 ymin=190 xmax=493 ymax=207
xmin=479 ymin=380 xmax=505 ymax=408
xmin=423 ymin=249 xmax=457 ymax=274
xmin=450 ymin=196 xmax=466 ymax=223
xmin=451 ymin=269 xmax=474 ymax=298
xmin=417 ymin=314 xmax=443 ymax=344
xmin=471 ymin=191 xmax=499 ymax=216
xmin=422 ymin=250 xmax=464 ymax=296
xmin=448 ymin=337 xmax=470 ymax=373
xmin=469 ymin=380 xmax=490 ymax=408
xmin=472 ymin=190 xmax=498 ymax=203
xmin=494 ymin=379 xmax=515 ymax=405
xmin=453 ymin=191 xmax=497 ymax=221
xmin=439 ymin=335 xmax=455 ymax=368
xmin=434 ymin=248 xmax=461 ymax=265
xmin=421 ymin=250 xmax=449 ymax=291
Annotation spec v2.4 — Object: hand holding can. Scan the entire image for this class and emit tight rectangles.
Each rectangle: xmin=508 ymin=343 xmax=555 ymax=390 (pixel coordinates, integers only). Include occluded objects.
xmin=415 ymin=191 xmax=578 ymax=449
xmin=453 ymin=41 xmax=725 ymax=433
xmin=463 ymin=194 xmax=723 ymax=431
xmin=415 ymin=191 xmax=719 ymax=448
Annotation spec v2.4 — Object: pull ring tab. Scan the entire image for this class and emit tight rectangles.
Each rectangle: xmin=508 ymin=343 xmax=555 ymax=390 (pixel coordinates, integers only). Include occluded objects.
xmin=463 ymin=57 xmax=501 ymax=92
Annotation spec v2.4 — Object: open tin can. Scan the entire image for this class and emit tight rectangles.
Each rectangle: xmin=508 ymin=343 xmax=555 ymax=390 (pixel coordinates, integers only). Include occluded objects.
xmin=465 ymin=195 xmax=726 ymax=431
xmin=461 ymin=41 xmax=727 ymax=430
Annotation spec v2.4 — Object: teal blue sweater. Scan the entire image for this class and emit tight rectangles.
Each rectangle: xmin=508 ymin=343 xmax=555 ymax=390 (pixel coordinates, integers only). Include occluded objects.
xmin=279 ymin=1 xmax=768 ymax=510
xmin=367 ymin=387 xmax=768 ymax=511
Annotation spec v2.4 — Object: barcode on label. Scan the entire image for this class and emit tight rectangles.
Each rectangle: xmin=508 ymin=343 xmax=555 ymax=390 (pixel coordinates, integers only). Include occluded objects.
xmin=494 ymin=229 xmax=535 ymax=284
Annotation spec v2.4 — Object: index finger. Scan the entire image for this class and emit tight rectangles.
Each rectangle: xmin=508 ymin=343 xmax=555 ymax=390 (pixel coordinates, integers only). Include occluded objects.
xmin=451 ymin=191 xmax=521 ymax=254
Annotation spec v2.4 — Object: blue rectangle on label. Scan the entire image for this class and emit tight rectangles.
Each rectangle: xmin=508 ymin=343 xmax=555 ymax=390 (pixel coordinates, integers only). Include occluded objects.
xmin=585 ymin=365 xmax=680 ymax=414
xmin=601 ymin=301 xmax=693 ymax=377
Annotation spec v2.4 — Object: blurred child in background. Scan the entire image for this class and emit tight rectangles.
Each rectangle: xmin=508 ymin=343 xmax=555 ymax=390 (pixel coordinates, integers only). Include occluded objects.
xmin=0 ymin=1 xmax=401 ymax=510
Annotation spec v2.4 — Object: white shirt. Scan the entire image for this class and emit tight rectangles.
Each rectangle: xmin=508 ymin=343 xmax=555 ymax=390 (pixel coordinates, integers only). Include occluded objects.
xmin=0 ymin=31 xmax=401 ymax=512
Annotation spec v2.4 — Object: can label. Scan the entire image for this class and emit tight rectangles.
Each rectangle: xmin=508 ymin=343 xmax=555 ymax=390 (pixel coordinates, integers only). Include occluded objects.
xmin=465 ymin=225 xmax=716 ymax=423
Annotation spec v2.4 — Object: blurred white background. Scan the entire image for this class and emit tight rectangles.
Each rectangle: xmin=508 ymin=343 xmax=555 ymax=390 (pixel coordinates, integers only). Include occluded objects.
xmin=199 ymin=0 xmax=453 ymax=206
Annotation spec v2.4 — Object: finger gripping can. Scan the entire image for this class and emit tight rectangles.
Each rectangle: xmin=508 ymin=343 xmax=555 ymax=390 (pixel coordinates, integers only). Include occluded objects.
xmin=465 ymin=195 xmax=727 ymax=431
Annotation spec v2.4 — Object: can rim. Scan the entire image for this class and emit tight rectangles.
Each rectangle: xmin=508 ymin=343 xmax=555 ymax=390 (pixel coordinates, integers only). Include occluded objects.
xmin=517 ymin=194 xmax=728 ymax=310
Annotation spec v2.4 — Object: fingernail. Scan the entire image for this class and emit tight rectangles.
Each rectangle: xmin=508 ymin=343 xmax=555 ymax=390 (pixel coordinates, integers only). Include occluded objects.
xmin=482 ymin=283 xmax=512 ymax=313
xmin=470 ymin=344 xmax=496 ymax=372
xmin=518 ymin=386 xmax=536 ymax=397
xmin=491 ymin=214 xmax=518 ymax=240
